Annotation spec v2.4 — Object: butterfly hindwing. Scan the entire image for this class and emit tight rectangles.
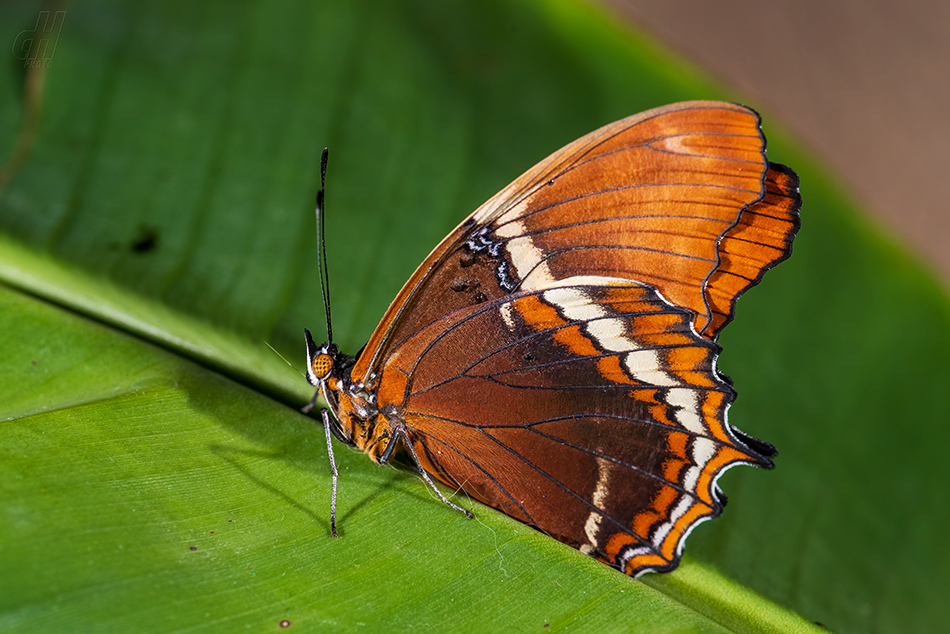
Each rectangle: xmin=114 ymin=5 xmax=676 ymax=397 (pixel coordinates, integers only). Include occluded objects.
xmin=375 ymin=279 xmax=769 ymax=575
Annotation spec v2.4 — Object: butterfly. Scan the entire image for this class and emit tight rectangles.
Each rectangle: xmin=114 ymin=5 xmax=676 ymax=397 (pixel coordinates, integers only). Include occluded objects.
xmin=303 ymin=101 xmax=800 ymax=577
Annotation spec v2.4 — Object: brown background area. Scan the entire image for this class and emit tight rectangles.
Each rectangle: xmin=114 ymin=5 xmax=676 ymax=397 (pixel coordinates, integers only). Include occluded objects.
xmin=601 ymin=0 xmax=950 ymax=287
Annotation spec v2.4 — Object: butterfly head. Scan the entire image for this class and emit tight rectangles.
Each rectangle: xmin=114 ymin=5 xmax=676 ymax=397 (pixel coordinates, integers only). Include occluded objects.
xmin=302 ymin=328 xmax=373 ymax=451
xmin=304 ymin=328 xmax=338 ymax=389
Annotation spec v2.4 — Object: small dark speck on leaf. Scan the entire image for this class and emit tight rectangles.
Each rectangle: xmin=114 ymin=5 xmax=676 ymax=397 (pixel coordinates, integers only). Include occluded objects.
xmin=279 ymin=620 xmax=291 ymax=628
xmin=189 ymin=546 xmax=197 ymax=551
xmin=130 ymin=226 xmax=159 ymax=253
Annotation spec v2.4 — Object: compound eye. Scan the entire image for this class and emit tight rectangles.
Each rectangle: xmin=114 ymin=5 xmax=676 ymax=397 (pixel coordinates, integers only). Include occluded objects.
xmin=310 ymin=353 xmax=334 ymax=379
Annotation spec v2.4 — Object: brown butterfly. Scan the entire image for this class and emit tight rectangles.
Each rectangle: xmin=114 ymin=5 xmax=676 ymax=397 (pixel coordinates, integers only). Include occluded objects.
xmin=303 ymin=101 xmax=800 ymax=576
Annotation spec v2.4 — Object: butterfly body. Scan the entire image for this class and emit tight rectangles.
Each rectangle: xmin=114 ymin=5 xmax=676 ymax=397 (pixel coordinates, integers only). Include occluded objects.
xmin=305 ymin=101 xmax=800 ymax=576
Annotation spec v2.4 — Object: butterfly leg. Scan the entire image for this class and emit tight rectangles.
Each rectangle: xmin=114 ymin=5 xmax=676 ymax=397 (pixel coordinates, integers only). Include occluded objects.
xmin=301 ymin=391 xmax=319 ymax=415
xmin=320 ymin=408 xmax=340 ymax=537
xmin=382 ymin=428 xmax=475 ymax=520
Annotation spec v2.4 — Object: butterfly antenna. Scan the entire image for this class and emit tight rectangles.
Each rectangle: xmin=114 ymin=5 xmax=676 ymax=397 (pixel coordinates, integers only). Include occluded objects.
xmin=264 ymin=341 xmax=306 ymax=379
xmin=313 ymin=149 xmax=342 ymax=538
xmin=316 ymin=148 xmax=333 ymax=345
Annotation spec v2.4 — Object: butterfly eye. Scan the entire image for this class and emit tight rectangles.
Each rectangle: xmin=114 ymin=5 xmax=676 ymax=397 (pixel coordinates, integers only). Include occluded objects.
xmin=311 ymin=353 xmax=334 ymax=380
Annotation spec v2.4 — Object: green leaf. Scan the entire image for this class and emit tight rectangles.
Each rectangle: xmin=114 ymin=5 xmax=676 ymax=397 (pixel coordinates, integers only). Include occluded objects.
xmin=1 ymin=0 xmax=946 ymax=632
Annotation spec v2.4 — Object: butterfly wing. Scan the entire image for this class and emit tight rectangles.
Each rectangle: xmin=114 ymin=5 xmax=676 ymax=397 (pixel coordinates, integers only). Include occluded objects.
xmin=340 ymin=100 xmax=799 ymax=576
xmin=698 ymin=163 xmax=801 ymax=338
xmin=352 ymin=101 xmax=796 ymax=384
xmin=375 ymin=280 xmax=761 ymax=575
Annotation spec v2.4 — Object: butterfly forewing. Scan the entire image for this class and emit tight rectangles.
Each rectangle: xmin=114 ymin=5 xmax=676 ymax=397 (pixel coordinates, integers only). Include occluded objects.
xmin=317 ymin=100 xmax=799 ymax=577
xmin=698 ymin=163 xmax=801 ymax=338
xmin=352 ymin=102 xmax=771 ymax=384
